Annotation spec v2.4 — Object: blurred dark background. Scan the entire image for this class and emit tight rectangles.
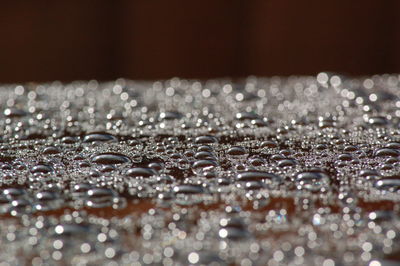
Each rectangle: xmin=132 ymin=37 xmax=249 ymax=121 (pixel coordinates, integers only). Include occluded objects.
xmin=0 ymin=1 xmax=399 ymax=83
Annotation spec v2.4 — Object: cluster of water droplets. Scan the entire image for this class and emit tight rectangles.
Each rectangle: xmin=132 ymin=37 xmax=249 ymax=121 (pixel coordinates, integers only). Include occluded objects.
xmin=1 ymin=74 xmax=400 ymax=265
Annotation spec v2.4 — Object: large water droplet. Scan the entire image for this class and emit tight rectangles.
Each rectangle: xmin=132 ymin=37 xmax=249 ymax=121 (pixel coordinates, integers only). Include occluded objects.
xmin=83 ymin=133 xmax=117 ymax=143
xmin=91 ymin=153 xmax=130 ymax=165
xmin=296 ymin=170 xmax=330 ymax=192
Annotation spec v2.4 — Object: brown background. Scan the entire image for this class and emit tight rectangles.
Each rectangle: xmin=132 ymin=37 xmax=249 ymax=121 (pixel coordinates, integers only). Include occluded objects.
xmin=0 ymin=1 xmax=399 ymax=83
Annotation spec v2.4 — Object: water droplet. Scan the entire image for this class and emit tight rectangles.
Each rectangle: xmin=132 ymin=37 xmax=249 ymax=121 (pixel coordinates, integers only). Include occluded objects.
xmin=296 ymin=170 xmax=330 ymax=192
xmin=277 ymin=159 xmax=296 ymax=167
xmin=173 ymin=184 xmax=204 ymax=194
xmin=126 ymin=167 xmax=157 ymax=177
xmin=53 ymin=224 xmax=90 ymax=237
xmin=367 ymin=116 xmax=389 ymax=126
xmin=227 ymin=146 xmax=246 ymax=156
xmin=86 ymin=188 xmax=118 ymax=208
xmin=385 ymin=142 xmax=400 ymax=149
xmin=43 ymin=146 xmax=61 ymax=155
xmin=159 ymin=111 xmax=183 ymax=121
xmin=83 ymin=133 xmax=117 ymax=143
xmin=374 ymin=179 xmax=400 ymax=192
xmin=194 ymin=135 xmax=218 ymax=144
xmin=31 ymin=164 xmax=54 ymax=174
xmin=261 ymin=140 xmax=278 ymax=148
xmin=192 ymin=160 xmax=218 ymax=175
xmin=3 ymin=188 xmax=26 ymax=199
xmin=91 ymin=153 xmax=130 ymax=165
xmin=194 ymin=151 xmax=216 ymax=160
xmin=4 ymin=108 xmax=27 ymax=117
xmin=374 ymin=148 xmax=399 ymax=158
xmin=235 ymin=112 xmax=259 ymax=121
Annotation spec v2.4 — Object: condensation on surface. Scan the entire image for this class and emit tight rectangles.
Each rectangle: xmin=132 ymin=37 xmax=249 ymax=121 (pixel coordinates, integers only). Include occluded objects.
xmin=0 ymin=74 xmax=400 ymax=265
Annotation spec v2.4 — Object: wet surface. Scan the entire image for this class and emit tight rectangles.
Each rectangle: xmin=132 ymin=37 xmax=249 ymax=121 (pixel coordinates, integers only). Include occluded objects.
xmin=1 ymin=74 xmax=400 ymax=265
